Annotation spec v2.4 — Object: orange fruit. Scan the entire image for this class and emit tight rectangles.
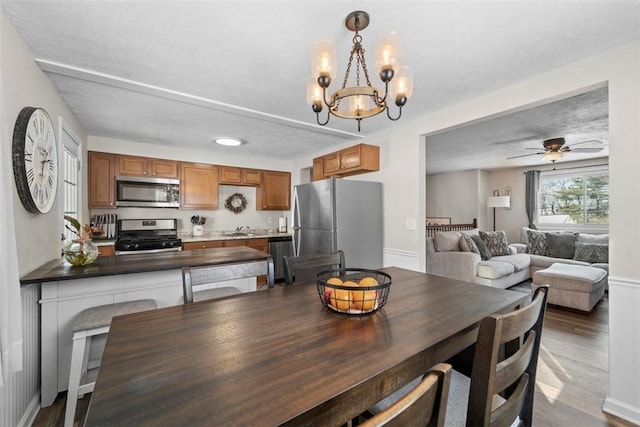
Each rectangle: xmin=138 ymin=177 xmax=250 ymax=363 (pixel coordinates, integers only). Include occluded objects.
xmin=326 ymin=277 xmax=344 ymax=286
xmin=330 ymin=288 xmax=352 ymax=310
xmin=342 ymin=280 xmax=359 ymax=288
xmin=352 ymin=289 xmax=377 ymax=311
xmin=359 ymin=277 xmax=379 ymax=287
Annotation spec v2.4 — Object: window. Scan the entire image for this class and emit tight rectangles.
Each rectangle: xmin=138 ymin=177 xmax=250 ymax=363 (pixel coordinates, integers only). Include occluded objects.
xmin=60 ymin=122 xmax=82 ymax=242
xmin=538 ymin=167 xmax=608 ymax=226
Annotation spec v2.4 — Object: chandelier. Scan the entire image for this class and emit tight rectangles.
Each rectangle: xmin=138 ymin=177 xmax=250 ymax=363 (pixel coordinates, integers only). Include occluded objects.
xmin=306 ymin=11 xmax=414 ymax=132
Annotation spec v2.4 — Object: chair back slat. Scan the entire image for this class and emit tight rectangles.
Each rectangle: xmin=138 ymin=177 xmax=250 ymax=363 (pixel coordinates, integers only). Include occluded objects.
xmin=182 ymin=261 xmax=271 ymax=303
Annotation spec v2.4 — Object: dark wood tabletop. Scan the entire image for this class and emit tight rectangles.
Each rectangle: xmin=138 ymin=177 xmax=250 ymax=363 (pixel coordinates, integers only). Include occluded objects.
xmin=84 ymin=267 xmax=528 ymax=426
xmin=20 ymin=246 xmax=273 ymax=285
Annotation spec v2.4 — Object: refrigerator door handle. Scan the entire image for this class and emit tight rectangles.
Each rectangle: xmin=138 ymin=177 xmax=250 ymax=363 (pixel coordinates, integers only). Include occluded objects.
xmin=292 ymin=187 xmax=301 ymax=256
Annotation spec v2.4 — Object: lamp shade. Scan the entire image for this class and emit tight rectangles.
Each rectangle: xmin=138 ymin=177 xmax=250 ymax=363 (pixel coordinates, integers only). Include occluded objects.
xmin=487 ymin=195 xmax=511 ymax=208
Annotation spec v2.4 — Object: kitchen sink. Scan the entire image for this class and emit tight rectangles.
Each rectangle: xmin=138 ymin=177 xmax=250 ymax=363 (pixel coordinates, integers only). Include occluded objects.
xmin=224 ymin=232 xmax=249 ymax=237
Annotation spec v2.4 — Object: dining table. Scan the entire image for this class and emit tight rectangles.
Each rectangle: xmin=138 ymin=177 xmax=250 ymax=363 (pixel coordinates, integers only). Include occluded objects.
xmin=84 ymin=266 xmax=529 ymax=426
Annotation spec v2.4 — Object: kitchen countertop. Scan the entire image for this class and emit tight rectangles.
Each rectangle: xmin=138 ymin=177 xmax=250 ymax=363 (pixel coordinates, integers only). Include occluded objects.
xmin=20 ymin=246 xmax=273 ymax=285
xmin=180 ymin=230 xmax=291 ymax=243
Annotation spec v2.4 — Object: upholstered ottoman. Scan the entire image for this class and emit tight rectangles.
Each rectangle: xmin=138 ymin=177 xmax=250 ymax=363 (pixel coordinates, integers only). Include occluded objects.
xmin=532 ymin=263 xmax=607 ymax=313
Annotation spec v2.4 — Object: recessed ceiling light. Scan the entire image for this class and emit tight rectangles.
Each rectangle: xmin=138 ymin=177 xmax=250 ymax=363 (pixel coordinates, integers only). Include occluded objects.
xmin=215 ymin=137 xmax=244 ymax=146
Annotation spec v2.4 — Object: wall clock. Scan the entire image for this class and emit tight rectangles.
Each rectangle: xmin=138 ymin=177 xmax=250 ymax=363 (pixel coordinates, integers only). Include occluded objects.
xmin=12 ymin=107 xmax=59 ymax=214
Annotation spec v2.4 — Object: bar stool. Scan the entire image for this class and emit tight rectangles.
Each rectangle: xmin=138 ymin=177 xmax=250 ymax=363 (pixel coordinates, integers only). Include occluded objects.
xmin=64 ymin=299 xmax=158 ymax=427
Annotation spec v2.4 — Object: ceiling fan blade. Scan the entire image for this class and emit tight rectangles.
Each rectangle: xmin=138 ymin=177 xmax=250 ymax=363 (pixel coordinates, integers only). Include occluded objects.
xmin=568 ymin=147 xmax=604 ymax=153
xmin=567 ymin=139 xmax=603 ymax=147
xmin=507 ymin=152 xmax=544 ymax=160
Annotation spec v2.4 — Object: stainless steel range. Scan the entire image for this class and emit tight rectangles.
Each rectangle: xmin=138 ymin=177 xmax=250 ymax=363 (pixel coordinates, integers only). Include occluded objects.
xmin=115 ymin=219 xmax=182 ymax=255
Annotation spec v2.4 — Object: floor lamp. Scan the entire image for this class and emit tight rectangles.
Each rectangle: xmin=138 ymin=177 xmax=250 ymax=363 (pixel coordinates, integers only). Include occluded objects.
xmin=487 ymin=190 xmax=511 ymax=231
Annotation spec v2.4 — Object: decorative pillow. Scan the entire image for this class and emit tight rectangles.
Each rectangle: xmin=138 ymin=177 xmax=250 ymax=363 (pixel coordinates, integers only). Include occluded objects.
xmin=546 ymin=232 xmax=579 ymax=259
xmin=434 ymin=231 xmax=462 ymax=252
xmin=460 ymin=234 xmax=480 ymax=254
xmin=461 ymin=228 xmax=480 ymax=236
xmin=479 ymin=230 xmax=511 ymax=256
xmin=578 ymin=233 xmax=609 ymax=244
xmin=574 ymin=243 xmax=608 ymax=263
xmin=471 ymin=235 xmax=492 ymax=260
xmin=527 ymin=230 xmax=548 ymax=256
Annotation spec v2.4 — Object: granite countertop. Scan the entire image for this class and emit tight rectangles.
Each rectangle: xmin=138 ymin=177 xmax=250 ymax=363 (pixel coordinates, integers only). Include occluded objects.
xmin=20 ymin=246 xmax=273 ymax=285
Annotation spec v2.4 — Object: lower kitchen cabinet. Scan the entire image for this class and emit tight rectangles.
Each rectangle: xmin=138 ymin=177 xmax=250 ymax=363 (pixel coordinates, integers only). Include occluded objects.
xmin=97 ymin=245 xmax=115 ymax=257
xmin=182 ymin=240 xmax=224 ymax=250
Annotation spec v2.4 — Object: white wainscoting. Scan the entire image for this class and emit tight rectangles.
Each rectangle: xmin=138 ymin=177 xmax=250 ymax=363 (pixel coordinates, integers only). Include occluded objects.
xmin=383 ymin=248 xmax=420 ymax=271
xmin=603 ymin=276 xmax=640 ymax=426
xmin=0 ymin=284 xmax=40 ymax=427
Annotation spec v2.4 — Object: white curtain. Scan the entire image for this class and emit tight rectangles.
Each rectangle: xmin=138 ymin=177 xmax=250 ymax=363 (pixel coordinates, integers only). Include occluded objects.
xmin=0 ymin=66 xmax=23 ymax=387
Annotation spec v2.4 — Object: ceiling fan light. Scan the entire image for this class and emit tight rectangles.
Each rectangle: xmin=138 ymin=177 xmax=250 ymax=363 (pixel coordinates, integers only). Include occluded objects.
xmin=215 ymin=137 xmax=243 ymax=146
xmin=544 ymin=151 xmax=563 ymax=161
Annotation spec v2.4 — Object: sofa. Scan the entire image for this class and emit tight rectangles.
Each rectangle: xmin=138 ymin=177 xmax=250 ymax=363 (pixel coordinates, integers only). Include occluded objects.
xmin=426 ymin=229 xmax=530 ymax=289
xmin=512 ymin=227 xmax=609 ymax=275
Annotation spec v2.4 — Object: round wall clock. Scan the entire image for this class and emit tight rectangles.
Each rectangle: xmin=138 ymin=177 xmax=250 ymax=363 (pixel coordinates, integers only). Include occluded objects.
xmin=12 ymin=107 xmax=59 ymax=214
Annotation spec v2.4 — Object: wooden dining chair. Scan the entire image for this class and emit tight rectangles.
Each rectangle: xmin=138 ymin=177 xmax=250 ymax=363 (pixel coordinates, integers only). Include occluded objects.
xmin=182 ymin=260 xmax=273 ymax=303
xmin=282 ymin=250 xmax=346 ymax=285
xmin=361 ymin=363 xmax=452 ymax=427
xmin=445 ymin=285 xmax=549 ymax=427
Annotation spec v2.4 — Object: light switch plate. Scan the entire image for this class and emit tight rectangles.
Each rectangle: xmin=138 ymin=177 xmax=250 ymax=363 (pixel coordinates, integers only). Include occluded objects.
xmin=405 ymin=218 xmax=417 ymax=230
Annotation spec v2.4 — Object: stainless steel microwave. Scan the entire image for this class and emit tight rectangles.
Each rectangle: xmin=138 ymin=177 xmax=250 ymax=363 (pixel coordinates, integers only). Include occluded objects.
xmin=115 ymin=176 xmax=180 ymax=208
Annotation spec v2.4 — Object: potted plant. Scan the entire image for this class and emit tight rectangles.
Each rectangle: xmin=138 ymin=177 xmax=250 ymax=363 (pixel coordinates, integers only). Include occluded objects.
xmin=63 ymin=215 xmax=99 ymax=266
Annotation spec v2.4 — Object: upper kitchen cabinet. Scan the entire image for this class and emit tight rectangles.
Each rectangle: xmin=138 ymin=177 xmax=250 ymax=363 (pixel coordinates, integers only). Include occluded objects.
xmin=257 ymin=170 xmax=291 ymax=210
xmin=88 ymin=151 xmax=116 ymax=209
xmin=179 ymin=162 xmax=219 ymax=209
xmin=314 ymin=143 xmax=379 ymax=180
xmin=219 ymin=166 xmax=262 ymax=186
xmin=117 ymin=154 xmax=178 ymax=178
xmin=312 ymin=157 xmax=325 ymax=181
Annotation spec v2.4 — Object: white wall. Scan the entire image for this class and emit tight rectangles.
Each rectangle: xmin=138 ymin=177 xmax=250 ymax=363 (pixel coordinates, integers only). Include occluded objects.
xmin=293 ymin=40 xmax=640 ymax=424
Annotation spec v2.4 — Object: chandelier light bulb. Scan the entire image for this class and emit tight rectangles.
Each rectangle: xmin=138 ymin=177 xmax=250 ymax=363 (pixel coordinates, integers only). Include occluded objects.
xmin=375 ymin=31 xmax=402 ymax=74
xmin=312 ymin=40 xmax=336 ymax=80
xmin=391 ymin=66 xmax=414 ymax=102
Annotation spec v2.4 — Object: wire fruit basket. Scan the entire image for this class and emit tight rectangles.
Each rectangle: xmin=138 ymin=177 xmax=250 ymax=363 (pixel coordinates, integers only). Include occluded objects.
xmin=316 ymin=268 xmax=392 ymax=315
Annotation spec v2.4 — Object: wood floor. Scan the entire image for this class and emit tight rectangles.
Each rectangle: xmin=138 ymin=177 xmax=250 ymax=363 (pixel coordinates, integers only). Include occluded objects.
xmin=33 ymin=294 xmax=636 ymax=427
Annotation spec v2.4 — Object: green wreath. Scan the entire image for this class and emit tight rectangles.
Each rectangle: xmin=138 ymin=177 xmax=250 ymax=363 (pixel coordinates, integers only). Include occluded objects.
xmin=225 ymin=193 xmax=247 ymax=214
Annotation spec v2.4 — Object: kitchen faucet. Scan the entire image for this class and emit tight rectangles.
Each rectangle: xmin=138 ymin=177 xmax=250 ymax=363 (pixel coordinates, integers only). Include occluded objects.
xmin=235 ymin=225 xmax=251 ymax=233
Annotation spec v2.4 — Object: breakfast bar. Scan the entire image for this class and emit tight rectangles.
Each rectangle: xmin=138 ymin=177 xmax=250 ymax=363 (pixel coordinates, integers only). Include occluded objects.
xmin=20 ymin=246 xmax=274 ymax=407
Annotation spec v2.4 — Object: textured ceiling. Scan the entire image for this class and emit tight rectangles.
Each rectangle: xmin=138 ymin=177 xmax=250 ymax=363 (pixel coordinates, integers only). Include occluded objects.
xmin=426 ymin=85 xmax=610 ymax=174
xmin=2 ymin=1 xmax=638 ymax=164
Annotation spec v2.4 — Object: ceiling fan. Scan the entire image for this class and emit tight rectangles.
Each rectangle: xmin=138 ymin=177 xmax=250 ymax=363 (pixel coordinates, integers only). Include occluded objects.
xmin=507 ymin=137 xmax=604 ymax=163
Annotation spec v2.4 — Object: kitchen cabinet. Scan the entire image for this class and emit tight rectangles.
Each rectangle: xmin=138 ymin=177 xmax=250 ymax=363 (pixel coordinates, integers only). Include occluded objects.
xmin=314 ymin=143 xmax=380 ymax=179
xmin=179 ymin=162 xmax=219 ymax=210
xmin=312 ymin=157 xmax=325 ymax=181
xmin=257 ymin=170 xmax=291 ymax=210
xmin=219 ymin=166 xmax=262 ymax=186
xmin=97 ymin=245 xmax=115 ymax=257
xmin=117 ymin=155 xmax=178 ymax=178
xmin=182 ymin=240 xmax=223 ymax=250
xmin=88 ymin=151 xmax=116 ymax=209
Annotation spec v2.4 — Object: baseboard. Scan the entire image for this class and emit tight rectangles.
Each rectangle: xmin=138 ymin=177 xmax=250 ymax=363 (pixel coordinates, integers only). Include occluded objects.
xmin=603 ymin=396 xmax=640 ymax=426
xmin=17 ymin=391 xmax=40 ymax=427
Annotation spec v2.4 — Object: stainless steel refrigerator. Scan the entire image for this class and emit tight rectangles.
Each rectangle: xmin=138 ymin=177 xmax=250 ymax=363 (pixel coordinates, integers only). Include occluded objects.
xmin=292 ymin=177 xmax=383 ymax=269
